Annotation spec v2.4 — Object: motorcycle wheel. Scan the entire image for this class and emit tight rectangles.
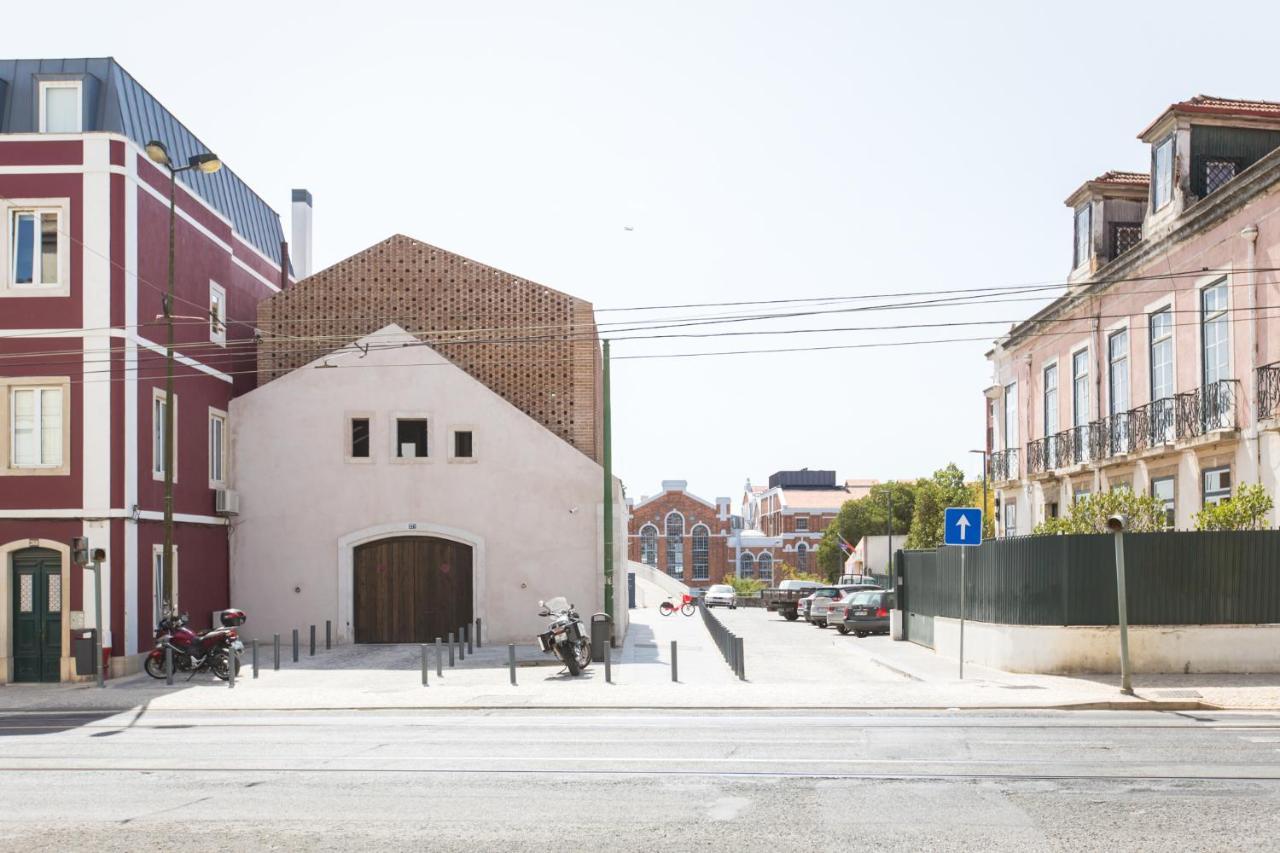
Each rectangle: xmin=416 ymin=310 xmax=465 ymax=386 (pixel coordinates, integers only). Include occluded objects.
xmin=559 ymin=643 xmax=581 ymax=676
xmin=210 ymin=651 xmax=242 ymax=681
xmin=680 ymin=603 xmax=695 ymax=616
xmin=143 ymin=654 xmax=169 ymax=679
xmin=659 ymin=602 xmax=674 ymax=616
xmin=574 ymin=639 xmax=591 ymax=671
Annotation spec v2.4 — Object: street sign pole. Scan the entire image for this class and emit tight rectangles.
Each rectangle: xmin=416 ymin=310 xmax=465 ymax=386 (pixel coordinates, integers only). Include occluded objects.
xmin=942 ymin=507 xmax=982 ymax=681
xmin=959 ymin=547 xmax=965 ymax=680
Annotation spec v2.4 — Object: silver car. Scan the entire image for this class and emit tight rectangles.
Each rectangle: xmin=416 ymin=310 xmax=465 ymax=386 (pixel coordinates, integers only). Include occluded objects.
xmin=810 ymin=584 xmax=881 ymax=628
xmin=704 ymin=584 xmax=737 ymax=608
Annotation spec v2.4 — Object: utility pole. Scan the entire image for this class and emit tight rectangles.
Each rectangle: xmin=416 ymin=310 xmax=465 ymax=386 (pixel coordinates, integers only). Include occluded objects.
xmin=886 ymin=482 xmax=893 ymax=585
xmin=602 ymin=339 xmax=614 ymax=620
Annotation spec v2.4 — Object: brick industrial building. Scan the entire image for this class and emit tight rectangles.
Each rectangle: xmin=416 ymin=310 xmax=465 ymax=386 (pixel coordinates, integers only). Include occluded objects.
xmin=626 ymin=481 xmax=733 ymax=590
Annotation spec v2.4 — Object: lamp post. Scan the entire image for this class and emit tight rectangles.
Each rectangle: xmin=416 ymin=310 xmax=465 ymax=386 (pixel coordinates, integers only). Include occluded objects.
xmin=1106 ymin=513 xmax=1134 ymax=695
xmin=969 ymin=449 xmax=988 ymax=540
xmin=144 ymin=140 xmax=221 ymax=616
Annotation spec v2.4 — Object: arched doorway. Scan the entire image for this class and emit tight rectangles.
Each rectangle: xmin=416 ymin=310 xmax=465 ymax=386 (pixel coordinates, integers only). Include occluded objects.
xmin=10 ymin=547 xmax=62 ymax=682
xmin=352 ymin=537 xmax=473 ymax=643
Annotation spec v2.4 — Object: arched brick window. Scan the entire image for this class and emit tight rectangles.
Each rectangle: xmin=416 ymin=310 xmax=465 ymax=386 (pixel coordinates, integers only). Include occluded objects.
xmin=691 ymin=524 xmax=709 ymax=580
xmin=639 ymin=524 xmax=657 ymax=567
xmin=758 ymin=552 xmax=772 ymax=582
xmin=739 ymin=552 xmax=754 ymax=578
xmin=665 ymin=512 xmax=684 ymax=577
xmin=796 ymin=542 xmax=809 ymax=573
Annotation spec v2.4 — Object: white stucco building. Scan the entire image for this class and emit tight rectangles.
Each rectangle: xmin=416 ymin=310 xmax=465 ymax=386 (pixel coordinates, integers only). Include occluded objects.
xmin=229 ymin=326 xmax=626 ymax=646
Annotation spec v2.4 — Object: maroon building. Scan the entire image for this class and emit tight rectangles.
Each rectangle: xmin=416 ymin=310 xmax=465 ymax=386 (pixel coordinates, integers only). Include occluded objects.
xmin=0 ymin=58 xmax=293 ymax=681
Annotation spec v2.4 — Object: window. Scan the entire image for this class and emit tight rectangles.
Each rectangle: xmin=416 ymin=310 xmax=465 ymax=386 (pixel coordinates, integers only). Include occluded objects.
xmin=1072 ymin=350 xmax=1089 ymax=427
xmin=639 ymin=524 xmax=658 ymax=567
xmin=152 ymin=545 xmax=178 ymax=622
xmin=1073 ymin=204 xmax=1091 ymax=269
xmin=1152 ymin=136 xmax=1174 ymax=210
xmin=1203 ymin=466 xmax=1231 ymax=507
xmin=1003 ymin=501 xmax=1017 ymax=537
xmin=1046 ymin=501 xmax=1059 ymax=520
xmin=796 ymin=542 xmax=809 ymax=573
xmin=1108 ymin=330 xmax=1130 ymax=452
xmin=453 ymin=430 xmax=473 ymax=459
xmin=1043 ymin=363 xmax=1058 ymax=466
xmin=9 ymin=209 xmax=60 ymax=288
xmin=758 ymin=552 xmax=772 ymax=581
xmin=350 ymin=418 xmax=370 ymax=458
xmin=1150 ymin=308 xmax=1175 ymax=442
xmin=209 ymin=282 xmax=226 ymax=346
xmin=208 ymin=409 xmax=226 ymax=486
xmin=1151 ymin=476 xmax=1175 ymax=528
xmin=665 ymin=512 xmax=684 ymax=577
xmin=1201 ymin=281 xmax=1229 ymax=386
xmin=1109 ymin=479 xmax=1132 ymax=493
xmin=1205 ymin=160 xmax=1236 ymax=195
xmin=39 ymin=81 xmax=81 ymax=133
xmin=691 ymin=524 xmax=709 ymax=580
xmin=396 ymin=418 xmax=428 ymax=458
xmin=1004 ymin=382 xmax=1017 ymax=449
xmin=794 ymin=516 xmax=809 ymax=531
xmin=1111 ymin=223 xmax=1142 ymax=259
xmin=9 ymin=386 xmax=63 ymax=468
xmin=151 ymin=390 xmax=177 ymax=481
xmin=1073 ymin=487 xmax=1091 ymax=503
xmin=739 ymin=552 xmax=754 ymax=578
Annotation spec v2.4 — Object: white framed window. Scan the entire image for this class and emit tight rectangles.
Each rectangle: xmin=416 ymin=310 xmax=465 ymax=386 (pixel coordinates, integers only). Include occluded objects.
xmin=151 ymin=389 xmax=178 ymax=481
xmin=1151 ymin=476 xmax=1176 ymax=528
xmin=208 ymin=408 xmax=227 ymax=487
xmin=9 ymin=208 xmax=59 ymax=288
xmin=665 ymin=511 xmax=684 ymax=577
xmin=1004 ymin=501 xmax=1018 ymax=537
xmin=209 ymin=281 xmax=226 ymax=346
xmin=151 ymin=544 xmax=179 ymax=622
xmin=794 ymin=516 xmax=809 ymax=531
xmin=9 ymin=385 xmax=63 ymax=468
xmin=739 ymin=552 xmax=754 ymax=578
xmin=1203 ymin=466 xmax=1231 ymax=507
xmin=639 ymin=524 xmax=658 ymax=567
xmin=691 ymin=524 xmax=710 ymax=580
xmin=38 ymin=80 xmax=82 ymax=133
xmin=394 ymin=417 xmax=429 ymax=459
xmin=1073 ymin=204 xmax=1091 ymax=269
xmin=1152 ymin=136 xmax=1174 ymax=210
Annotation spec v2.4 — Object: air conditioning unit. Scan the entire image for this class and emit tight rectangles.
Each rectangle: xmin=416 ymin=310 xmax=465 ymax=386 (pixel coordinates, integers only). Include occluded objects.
xmin=215 ymin=489 xmax=240 ymax=516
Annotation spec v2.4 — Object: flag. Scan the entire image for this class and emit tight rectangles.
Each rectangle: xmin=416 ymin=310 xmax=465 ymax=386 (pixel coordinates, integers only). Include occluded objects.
xmin=837 ymin=533 xmax=854 ymax=555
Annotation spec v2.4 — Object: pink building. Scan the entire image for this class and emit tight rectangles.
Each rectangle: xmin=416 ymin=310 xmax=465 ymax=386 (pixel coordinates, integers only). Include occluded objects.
xmin=987 ymin=95 xmax=1280 ymax=535
xmin=0 ymin=59 xmax=293 ymax=682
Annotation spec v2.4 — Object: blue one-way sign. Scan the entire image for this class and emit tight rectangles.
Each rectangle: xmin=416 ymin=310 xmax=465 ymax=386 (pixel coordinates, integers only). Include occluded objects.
xmin=944 ymin=507 xmax=983 ymax=547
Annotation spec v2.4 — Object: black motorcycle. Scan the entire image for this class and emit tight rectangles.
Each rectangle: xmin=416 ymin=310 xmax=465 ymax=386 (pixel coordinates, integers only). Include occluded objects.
xmin=535 ymin=597 xmax=591 ymax=676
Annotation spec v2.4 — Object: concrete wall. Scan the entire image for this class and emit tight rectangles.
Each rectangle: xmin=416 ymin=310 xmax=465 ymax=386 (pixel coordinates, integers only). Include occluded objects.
xmin=928 ymin=615 xmax=1280 ymax=674
xmin=229 ymin=327 xmax=625 ymax=646
xmin=628 ymin=559 xmax=690 ymax=608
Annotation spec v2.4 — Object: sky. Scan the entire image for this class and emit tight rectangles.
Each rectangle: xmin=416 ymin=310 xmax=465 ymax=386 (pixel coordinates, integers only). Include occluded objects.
xmin=12 ymin=0 xmax=1280 ymax=501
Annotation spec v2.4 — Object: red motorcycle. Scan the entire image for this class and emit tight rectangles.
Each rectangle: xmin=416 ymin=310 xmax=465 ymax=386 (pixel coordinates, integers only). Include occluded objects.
xmin=144 ymin=609 xmax=246 ymax=681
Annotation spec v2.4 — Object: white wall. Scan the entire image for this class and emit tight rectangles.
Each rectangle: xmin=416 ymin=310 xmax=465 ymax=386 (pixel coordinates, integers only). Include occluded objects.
xmin=929 ymin=616 xmax=1280 ymax=674
xmin=229 ymin=327 xmax=625 ymax=645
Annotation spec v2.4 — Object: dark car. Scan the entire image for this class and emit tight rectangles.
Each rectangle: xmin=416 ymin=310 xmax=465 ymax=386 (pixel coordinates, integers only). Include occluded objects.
xmin=835 ymin=589 xmax=895 ymax=637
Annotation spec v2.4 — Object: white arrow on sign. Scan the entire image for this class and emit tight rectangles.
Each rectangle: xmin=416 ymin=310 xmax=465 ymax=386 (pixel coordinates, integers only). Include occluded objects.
xmin=955 ymin=514 xmax=971 ymax=541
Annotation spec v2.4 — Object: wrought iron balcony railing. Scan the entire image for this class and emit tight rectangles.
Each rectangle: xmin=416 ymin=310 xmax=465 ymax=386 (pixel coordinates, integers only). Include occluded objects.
xmin=989 ymin=447 xmax=1019 ymax=481
xmin=1175 ymin=379 xmax=1239 ymax=438
xmin=1258 ymin=364 xmax=1280 ymax=422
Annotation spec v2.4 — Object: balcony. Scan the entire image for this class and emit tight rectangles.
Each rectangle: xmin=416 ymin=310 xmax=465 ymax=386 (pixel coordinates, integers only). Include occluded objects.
xmin=989 ymin=447 xmax=1019 ymax=482
xmin=1259 ymin=363 xmax=1280 ymax=422
xmin=1020 ymin=380 xmax=1240 ymax=479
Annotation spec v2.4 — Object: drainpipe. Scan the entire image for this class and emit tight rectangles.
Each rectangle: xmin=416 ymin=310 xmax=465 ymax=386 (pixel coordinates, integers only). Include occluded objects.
xmin=1242 ymin=224 xmax=1261 ymax=483
xmin=1093 ymin=302 xmax=1104 ymax=493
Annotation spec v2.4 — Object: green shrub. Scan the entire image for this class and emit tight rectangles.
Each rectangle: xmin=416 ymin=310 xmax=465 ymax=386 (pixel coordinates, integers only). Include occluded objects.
xmin=1194 ymin=484 xmax=1274 ymax=531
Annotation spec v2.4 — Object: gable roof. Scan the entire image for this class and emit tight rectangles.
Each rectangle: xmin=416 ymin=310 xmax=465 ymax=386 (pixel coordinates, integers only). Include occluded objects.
xmin=1139 ymin=94 xmax=1280 ymax=139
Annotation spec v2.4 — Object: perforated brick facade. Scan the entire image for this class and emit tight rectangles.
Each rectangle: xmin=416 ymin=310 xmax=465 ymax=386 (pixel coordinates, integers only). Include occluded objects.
xmin=257 ymin=234 xmax=602 ymax=461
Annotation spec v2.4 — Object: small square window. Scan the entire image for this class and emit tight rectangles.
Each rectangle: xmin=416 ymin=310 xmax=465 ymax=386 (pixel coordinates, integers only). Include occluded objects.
xmin=209 ymin=282 xmax=226 ymax=346
xmin=794 ymin=516 xmax=809 ymax=531
xmin=396 ymin=419 xmax=428 ymax=458
xmin=351 ymin=418 xmax=370 ymax=458
xmin=453 ymin=430 xmax=473 ymax=459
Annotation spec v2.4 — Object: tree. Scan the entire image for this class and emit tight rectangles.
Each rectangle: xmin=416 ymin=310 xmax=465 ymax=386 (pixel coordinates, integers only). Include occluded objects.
xmin=776 ymin=561 xmax=825 ymax=584
xmin=719 ymin=573 xmax=768 ymax=596
xmin=1033 ymin=490 xmax=1166 ymax=534
xmin=1194 ymin=484 xmax=1274 ymax=531
xmin=816 ymin=481 xmax=917 ymax=581
xmin=905 ymin=463 xmax=972 ymax=549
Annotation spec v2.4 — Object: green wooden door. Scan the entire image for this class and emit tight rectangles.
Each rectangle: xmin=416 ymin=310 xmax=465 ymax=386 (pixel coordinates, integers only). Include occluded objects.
xmin=11 ymin=548 xmax=62 ymax=683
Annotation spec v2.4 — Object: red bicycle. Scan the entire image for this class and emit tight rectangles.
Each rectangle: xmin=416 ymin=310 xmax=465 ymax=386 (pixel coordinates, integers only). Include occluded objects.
xmin=659 ymin=594 xmax=696 ymax=617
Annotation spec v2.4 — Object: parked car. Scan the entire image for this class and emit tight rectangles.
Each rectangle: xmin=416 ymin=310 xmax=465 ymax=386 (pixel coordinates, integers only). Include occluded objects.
xmin=810 ymin=584 xmax=882 ymax=628
xmin=704 ymin=584 xmax=737 ymax=608
xmin=763 ymin=580 xmax=823 ymax=621
xmin=795 ymin=591 xmax=819 ymax=622
xmin=833 ymin=589 xmax=896 ymax=636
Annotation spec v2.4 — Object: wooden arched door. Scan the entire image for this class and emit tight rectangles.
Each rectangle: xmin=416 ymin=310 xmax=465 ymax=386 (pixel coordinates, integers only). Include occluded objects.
xmin=352 ymin=537 xmax=473 ymax=643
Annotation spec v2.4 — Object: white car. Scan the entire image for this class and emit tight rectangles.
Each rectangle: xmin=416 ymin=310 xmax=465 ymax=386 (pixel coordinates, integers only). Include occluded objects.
xmin=704 ymin=584 xmax=737 ymax=608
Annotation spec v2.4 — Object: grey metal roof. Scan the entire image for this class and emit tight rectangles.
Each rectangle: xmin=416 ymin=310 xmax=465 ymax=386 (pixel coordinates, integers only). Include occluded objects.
xmin=0 ymin=57 xmax=289 ymax=271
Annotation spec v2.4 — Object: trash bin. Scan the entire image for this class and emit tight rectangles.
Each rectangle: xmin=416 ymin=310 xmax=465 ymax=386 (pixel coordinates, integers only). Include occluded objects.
xmin=590 ymin=613 xmax=611 ymax=663
xmin=73 ymin=629 xmax=97 ymax=677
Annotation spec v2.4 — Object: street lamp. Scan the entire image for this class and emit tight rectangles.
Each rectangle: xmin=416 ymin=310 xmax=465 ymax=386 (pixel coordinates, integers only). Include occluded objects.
xmin=145 ymin=140 xmax=222 ymax=617
xmin=969 ymin=449 xmax=988 ymax=540
xmin=1106 ymin=513 xmax=1134 ymax=695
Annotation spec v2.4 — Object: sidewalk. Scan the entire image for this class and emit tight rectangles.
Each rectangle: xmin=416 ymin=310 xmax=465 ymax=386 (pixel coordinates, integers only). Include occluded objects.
xmin=0 ymin=606 xmax=1276 ymax=713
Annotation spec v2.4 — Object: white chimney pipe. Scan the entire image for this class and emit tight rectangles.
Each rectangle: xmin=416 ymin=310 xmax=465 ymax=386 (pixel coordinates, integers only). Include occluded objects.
xmin=291 ymin=189 xmax=313 ymax=279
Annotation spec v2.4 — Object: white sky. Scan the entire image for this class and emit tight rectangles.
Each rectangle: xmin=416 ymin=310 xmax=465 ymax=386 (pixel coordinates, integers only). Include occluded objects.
xmin=16 ymin=0 xmax=1280 ymax=501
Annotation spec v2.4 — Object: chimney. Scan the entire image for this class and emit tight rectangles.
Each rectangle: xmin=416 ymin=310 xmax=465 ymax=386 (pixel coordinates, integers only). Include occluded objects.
xmin=291 ymin=189 xmax=313 ymax=279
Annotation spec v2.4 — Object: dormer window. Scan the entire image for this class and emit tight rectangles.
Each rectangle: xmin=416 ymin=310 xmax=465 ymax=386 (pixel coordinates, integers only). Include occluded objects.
xmin=1152 ymin=137 xmax=1174 ymax=210
xmin=1204 ymin=160 xmax=1237 ymax=195
xmin=1073 ymin=204 xmax=1091 ymax=269
xmin=38 ymin=81 xmax=82 ymax=133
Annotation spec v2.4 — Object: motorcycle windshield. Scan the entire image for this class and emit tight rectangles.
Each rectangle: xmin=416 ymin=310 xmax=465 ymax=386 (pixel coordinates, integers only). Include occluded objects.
xmin=543 ymin=596 xmax=570 ymax=614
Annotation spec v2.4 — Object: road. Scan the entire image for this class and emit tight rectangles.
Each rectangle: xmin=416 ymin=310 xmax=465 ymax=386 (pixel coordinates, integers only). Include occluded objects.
xmin=1 ymin=708 xmax=1278 ymax=851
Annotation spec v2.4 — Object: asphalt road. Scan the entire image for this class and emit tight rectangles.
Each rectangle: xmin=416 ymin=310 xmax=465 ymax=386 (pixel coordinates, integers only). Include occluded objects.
xmin=0 ymin=708 xmax=1278 ymax=851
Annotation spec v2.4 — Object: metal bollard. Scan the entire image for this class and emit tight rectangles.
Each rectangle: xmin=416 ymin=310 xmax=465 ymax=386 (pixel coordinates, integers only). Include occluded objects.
xmin=448 ymin=633 xmax=455 ymax=667
xmin=292 ymin=629 xmax=299 ymax=663
xmin=326 ymin=620 xmax=332 ymax=651
xmin=508 ymin=644 xmax=517 ymax=686
xmin=466 ymin=624 xmax=473 ymax=655
xmin=604 ymin=645 xmax=612 ymax=684
xmin=273 ymin=634 xmax=280 ymax=671
xmin=475 ymin=618 xmax=482 ymax=648
xmin=252 ymin=639 xmax=259 ymax=679
xmin=435 ymin=637 xmax=443 ymax=677
xmin=671 ymin=640 xmax=678 ymax=683
xmin=165 ymin=644 xmax=174 ymax=686
xmin=735 ymin=637 xmax=745 ymax=681
xmin=421 ymin=644 xmax=429 ymax=687
xmin=228 ymin=649 xmax=236 ymax=689
xmin=458 ymin=627 xmax=466 ymax=662
xmin=310 ymin=625 xmax=316 ymax=657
